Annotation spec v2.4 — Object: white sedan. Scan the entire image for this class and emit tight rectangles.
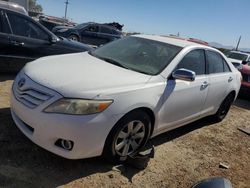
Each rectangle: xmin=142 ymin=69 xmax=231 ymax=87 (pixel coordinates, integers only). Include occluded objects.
xmin=11 ymin=35 xmax=241 ymax=161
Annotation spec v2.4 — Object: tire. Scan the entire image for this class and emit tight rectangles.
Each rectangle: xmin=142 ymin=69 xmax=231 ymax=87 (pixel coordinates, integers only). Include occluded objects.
xmin=103 ymin=110 xmax=151 ymax=162
xmin=212 ymin=93 xmax=235 ymax=122
xmin=68 ymin=34 xmax=79 ymax=41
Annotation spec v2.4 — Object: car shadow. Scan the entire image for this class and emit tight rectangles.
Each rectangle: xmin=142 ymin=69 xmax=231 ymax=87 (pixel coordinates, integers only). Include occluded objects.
xmin=150 ymin=116 xmax=214 ymax=147
xmin=0 ymin=107 xmax=216 ymax=187
xmin=234 ymin=94 xmax=250 ymax=110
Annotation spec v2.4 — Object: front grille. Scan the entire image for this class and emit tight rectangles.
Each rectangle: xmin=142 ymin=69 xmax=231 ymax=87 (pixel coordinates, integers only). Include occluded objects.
xmin=15 ymin=87 xmax=52 ymax=109
xmin=242 ymin=73 xmax=249 ymax=82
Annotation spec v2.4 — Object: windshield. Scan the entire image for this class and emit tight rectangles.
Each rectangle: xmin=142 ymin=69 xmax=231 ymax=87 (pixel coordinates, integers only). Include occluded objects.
xmin=74 ymin=23 xmax=89 ymax=30
xmin=90 ymin=37 xmax=182 ymax=75
xmin=227 ymin=52 xmax=248 ymax=61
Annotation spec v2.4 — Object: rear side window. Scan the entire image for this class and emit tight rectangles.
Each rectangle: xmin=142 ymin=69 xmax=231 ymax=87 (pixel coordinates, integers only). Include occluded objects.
xmin=7 ymin=12 xmax=49 ymax=40
xmin=176 ymin=49 xmax=206 ymax=75
xmin=207 ymin=51 xmax=224 ymax=74
xmin=100 ymin=26 xmax=112 ymax=34
xmin=223 ymin=59 xmax=231 ymax=72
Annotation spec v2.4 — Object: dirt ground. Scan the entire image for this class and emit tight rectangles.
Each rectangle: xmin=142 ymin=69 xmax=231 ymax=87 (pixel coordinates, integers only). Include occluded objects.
xmin=0 ymin=74 xmax=249 ymax=188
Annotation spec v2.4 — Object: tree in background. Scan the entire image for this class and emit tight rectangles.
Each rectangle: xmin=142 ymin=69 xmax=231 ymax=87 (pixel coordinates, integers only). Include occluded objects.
xmin=29 ymin=0 xmax=42 ymax=12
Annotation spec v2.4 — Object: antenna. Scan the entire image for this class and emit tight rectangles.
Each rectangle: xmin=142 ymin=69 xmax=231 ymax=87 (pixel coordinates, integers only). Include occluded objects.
xmin=64 ymin=0 xmax=69 ymax=19
xmin=236 ymin=36 xmax=241 ymax=51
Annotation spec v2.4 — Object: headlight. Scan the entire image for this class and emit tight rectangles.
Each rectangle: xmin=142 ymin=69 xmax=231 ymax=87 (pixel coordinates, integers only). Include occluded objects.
xmin=44 ymin=99 xmax=113 ymax=115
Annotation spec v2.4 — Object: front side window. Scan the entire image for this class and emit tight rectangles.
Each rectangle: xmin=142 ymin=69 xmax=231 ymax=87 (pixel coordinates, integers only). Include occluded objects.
xmin=86 ymin=25 xmax=98 ymax=33
xmin=176 ymin=49 xmax=206 ymax=75
xmin=207 ymin=51 xmax=224 ymax=74
xmin=7 ymin=12 xmax=49 ymax=40
xmin=90 ymin=37 xmax=182 ymax=75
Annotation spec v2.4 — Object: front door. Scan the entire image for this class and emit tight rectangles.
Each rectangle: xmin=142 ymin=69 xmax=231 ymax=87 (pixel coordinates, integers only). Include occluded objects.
xmin=80 ymin=25 xmax=99 ymax=46
xmin=159 ymin=49 xmax=209 ymax=130
xmin=5 ymin=10 xmax=52 ymax=71
xmin=0 ymin=9 xmax=10 ymax=71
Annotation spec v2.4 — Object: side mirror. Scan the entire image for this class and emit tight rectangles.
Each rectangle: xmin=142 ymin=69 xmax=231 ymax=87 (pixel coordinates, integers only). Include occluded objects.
xmin=172 ymin=68 xmax=196 ymax=81
xmin=49 ymin=36 xmax=58 ymax=44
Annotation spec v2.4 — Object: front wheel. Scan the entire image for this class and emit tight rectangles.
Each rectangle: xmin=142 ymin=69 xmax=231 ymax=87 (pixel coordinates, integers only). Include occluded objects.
xmin=103 ymin=111 xmax=151 ymax=162
xmin=212 ymin=93 xmax=235 ymax=122
xmin=68 ymin=35 xmax=79 ymax=41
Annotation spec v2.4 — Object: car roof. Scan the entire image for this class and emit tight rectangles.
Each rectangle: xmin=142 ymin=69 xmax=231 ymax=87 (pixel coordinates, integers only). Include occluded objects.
xmin=0 ymin=0 xmax=28 ymax=15
xmin=134 ymin=34 xmax=206 ymax=48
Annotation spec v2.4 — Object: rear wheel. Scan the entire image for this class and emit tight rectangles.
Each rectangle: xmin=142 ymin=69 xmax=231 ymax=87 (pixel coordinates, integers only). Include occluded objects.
xmin=212 ymin=93 xmax=235 ymax=122
xmin=103 ymin=111 xmax=151 ymax=162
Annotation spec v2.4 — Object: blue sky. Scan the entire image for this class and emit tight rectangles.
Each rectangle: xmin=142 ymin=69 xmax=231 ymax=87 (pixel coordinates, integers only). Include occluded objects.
xmin=37 ymin=0 xmax=250 ymax=48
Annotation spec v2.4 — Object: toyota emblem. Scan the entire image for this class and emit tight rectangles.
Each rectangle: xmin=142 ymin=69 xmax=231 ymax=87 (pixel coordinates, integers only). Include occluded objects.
xmin=18 ymin=78 xmax=26 ymax=88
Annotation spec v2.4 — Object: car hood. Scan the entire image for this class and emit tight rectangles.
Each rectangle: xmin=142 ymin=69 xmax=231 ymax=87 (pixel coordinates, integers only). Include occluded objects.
xmin=56 ymin=37 xmax=92 ymax=51
xmin=23 ymin=52 xmax=152 ymax=98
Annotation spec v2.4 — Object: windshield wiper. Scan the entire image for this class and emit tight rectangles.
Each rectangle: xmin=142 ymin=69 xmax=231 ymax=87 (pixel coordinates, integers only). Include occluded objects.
xmin=99 ymin=57 xmax=130 ymax=70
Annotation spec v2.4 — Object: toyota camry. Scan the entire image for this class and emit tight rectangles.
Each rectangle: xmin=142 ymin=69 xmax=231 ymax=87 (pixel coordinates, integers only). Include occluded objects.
xmin=11 ymin=35 xmax=241 ymax=161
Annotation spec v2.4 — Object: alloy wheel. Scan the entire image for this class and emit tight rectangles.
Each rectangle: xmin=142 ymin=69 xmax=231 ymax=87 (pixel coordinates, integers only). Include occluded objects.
xmin=114 ymin=120 xmax=146 ymax=157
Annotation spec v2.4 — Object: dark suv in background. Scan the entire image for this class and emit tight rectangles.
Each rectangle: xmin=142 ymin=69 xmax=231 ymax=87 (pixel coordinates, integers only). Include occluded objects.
xmin=0 ymin=2 xmax=92 ymax=72
xmin=52 ymin=22 xmax=123 ymax=46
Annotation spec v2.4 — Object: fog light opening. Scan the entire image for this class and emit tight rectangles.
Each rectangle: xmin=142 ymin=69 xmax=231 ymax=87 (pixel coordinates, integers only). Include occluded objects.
xmin=61 ymin=139 xmax=73 ymax=150
xmin=55 ymin=139 xmax=74 ymax=151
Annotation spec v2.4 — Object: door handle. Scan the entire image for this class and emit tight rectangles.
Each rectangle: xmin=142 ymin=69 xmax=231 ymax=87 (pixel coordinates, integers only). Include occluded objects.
xmin=201 ymin=81 xmax=209 ymax=89
xmin=10 ymin=40 xmax=24 ymax=47
xmin=228 ymin=77 xmax=233 ymax=82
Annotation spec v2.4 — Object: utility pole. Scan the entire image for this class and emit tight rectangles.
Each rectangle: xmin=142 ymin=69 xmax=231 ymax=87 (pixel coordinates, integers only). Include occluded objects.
xmin=64 ymin=0 xmax=69 ymax=19
xmin=236 ymin=36 xmax=241 ymax=51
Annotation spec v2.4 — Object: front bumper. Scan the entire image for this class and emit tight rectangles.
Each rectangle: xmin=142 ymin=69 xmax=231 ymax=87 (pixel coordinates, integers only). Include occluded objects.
xmin=10 ymin=75 xmax=121 ymax=159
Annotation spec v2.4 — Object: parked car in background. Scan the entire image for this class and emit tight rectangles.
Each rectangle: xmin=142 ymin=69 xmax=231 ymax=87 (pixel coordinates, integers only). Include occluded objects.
xmin=39 ymin=15 xmax=76 ymax=31
xmin=224 ymin=51 xmax=250 ymax=92
xmin=240 ymin=62 xmax=250 ymax=92
xmin=11 ymin=35 xmax=241 ymax=161
xmin=52 ymin=22 xmax=123 ymax=46
xmin=226 ymin=51 xmax=250 ymax=64
xmin=0 ymin=4 xmax=92 ymax=72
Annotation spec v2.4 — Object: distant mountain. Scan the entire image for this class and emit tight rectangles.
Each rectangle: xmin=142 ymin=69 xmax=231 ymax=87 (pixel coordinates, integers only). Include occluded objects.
xmin=209 ymin=42 xmax=250 ymax=52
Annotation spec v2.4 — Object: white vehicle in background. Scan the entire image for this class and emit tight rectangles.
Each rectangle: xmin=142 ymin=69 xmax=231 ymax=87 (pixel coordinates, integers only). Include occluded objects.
xmin=11 ymin=35 xmax=241 ymax=161
xmin=226 ymin=51 xmax=250 ymax=69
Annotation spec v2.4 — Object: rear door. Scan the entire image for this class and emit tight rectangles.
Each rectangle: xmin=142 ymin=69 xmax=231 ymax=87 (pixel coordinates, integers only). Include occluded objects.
xmin=202 ymin=50 xmax=233 ymax=113
xmin=5 ymin=10 xmax=52 ymax=71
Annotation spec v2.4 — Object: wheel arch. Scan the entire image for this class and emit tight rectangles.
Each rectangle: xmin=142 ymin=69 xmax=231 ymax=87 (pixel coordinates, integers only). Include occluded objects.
xmin=227 ymin=90 xmax=236 ymax=100
xmin=102 ymin=107 xmax=156 ymax=156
